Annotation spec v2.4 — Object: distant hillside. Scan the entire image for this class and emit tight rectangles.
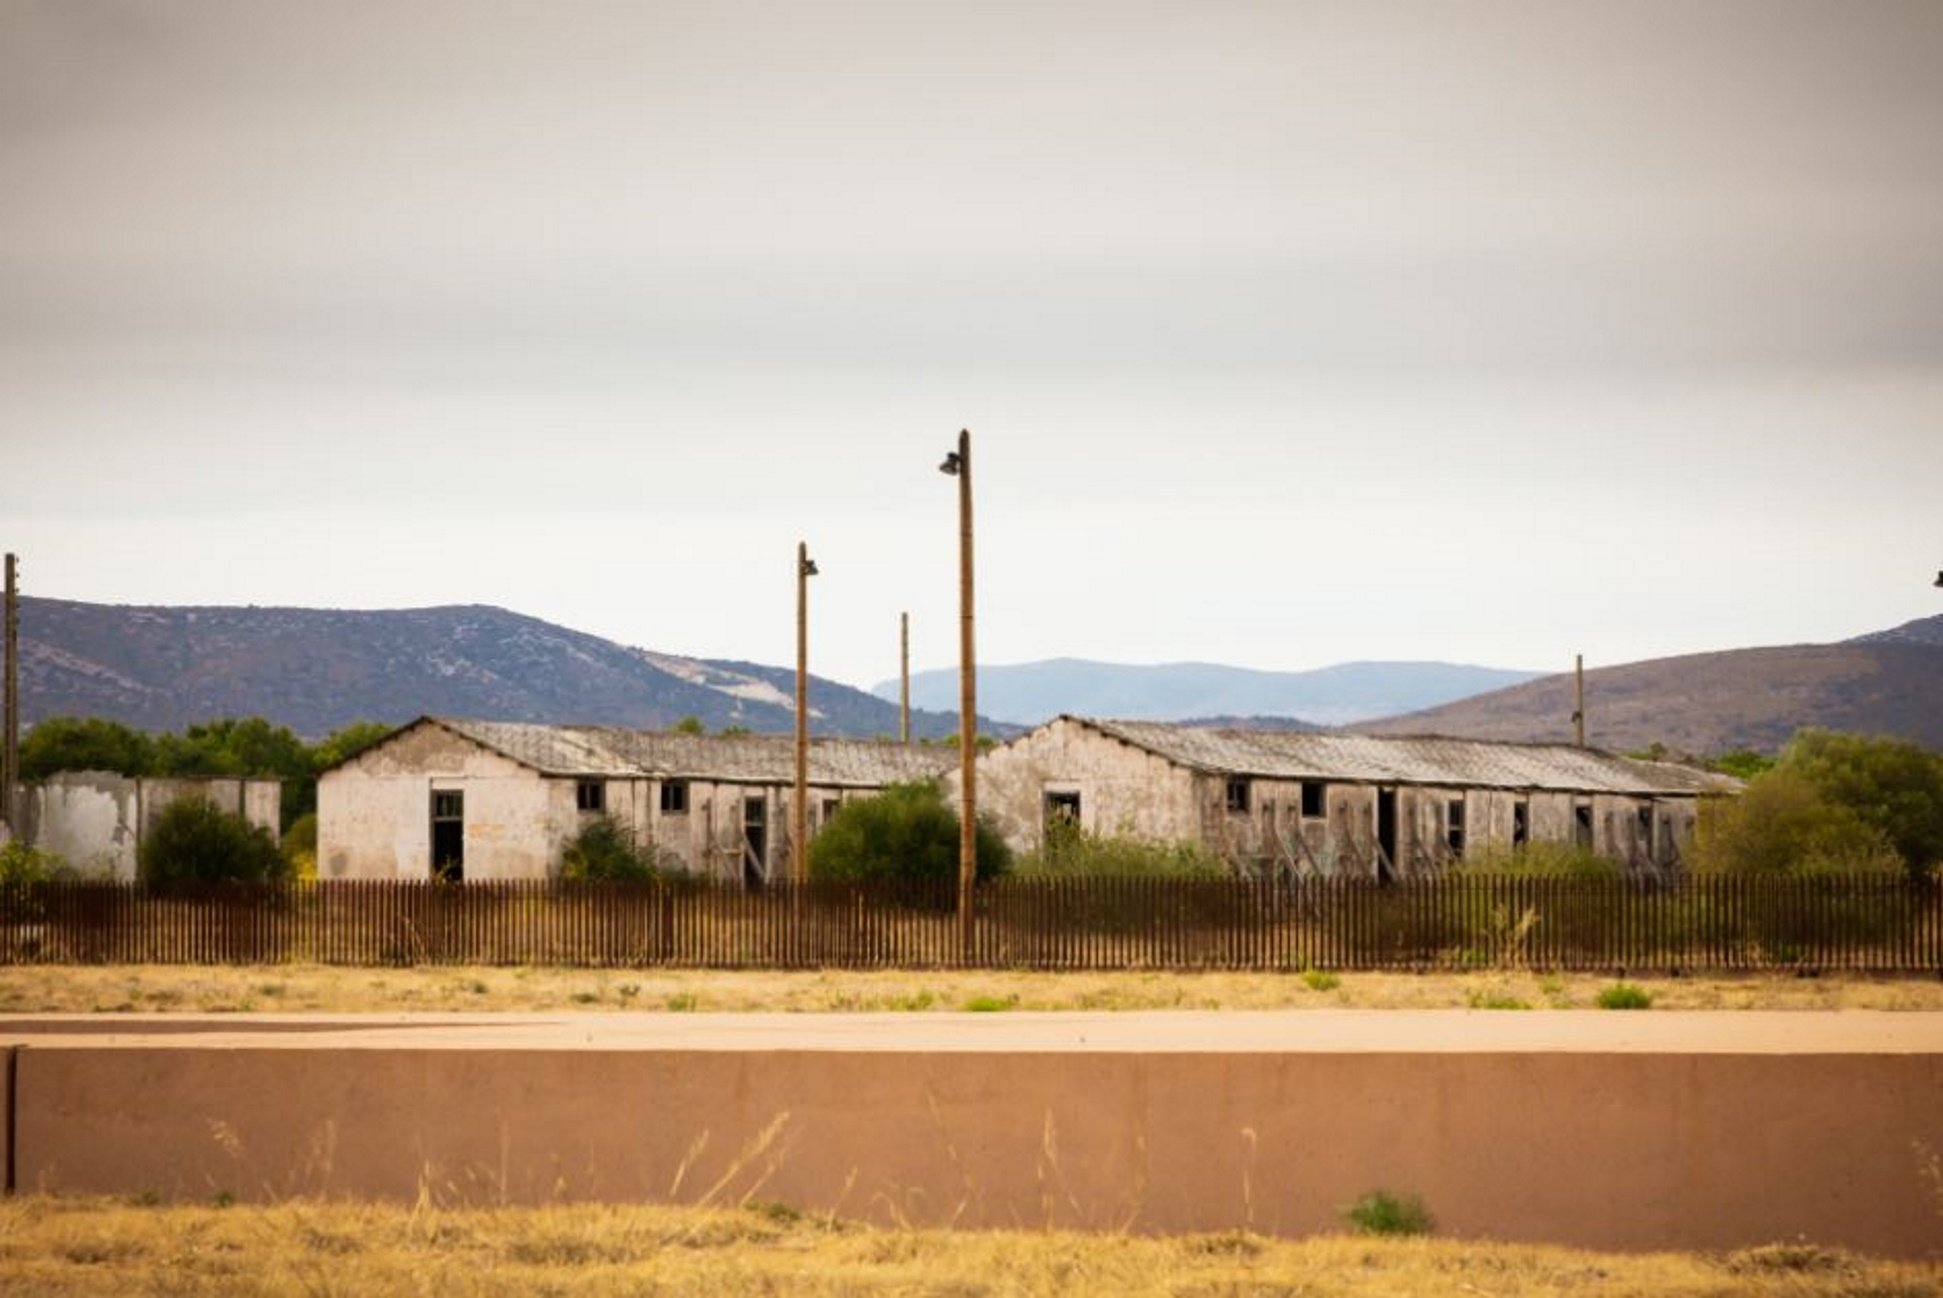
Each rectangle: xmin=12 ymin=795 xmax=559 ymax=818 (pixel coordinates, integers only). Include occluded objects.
xmin=1353 ymin=637 xmax=1943 ymax=755
xmin=872 ymin=658 xmax=1541 ymax=727
xmin=15 ymin=598 xmax=973 ymax=740
xmin=1847 ymin=612 xmax=1943 ymax=649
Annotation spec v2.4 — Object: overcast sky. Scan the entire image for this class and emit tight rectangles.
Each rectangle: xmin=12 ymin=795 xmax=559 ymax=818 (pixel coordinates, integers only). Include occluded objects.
xmin=3 ymin=1 xmax=1940 ymax=692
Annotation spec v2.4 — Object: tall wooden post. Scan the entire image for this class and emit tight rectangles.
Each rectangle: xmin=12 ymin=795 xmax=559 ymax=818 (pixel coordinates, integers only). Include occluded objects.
xmin=793 ymin=542 xmax=816 ymax=883
xmin=2 ymin=553 xmax=15 ymax=835
xmin=899 ymin=611 xmax=910 ymax=747
xmin=1573 ymin=653 xmax=1586 ymax=748
xmin=939 ymin=430 xmax=976 ymax=953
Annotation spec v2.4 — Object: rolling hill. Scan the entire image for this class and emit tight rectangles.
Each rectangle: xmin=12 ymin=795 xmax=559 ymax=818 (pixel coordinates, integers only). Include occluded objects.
xmin=1353 ymin=616 xmax=1943 ymax=755
xmin=14 ymin=598 xmax=972 ymax=740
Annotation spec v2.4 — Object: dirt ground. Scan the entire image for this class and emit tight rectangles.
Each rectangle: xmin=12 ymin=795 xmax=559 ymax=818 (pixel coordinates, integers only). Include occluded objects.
xmin=1 ymin=963 xmax=1939 ymax=1015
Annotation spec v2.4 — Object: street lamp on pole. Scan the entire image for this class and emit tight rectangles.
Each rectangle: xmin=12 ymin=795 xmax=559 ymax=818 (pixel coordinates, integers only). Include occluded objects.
xmin=939 ymin=430 xmax=976 ymax=950
xmin=794 ymin=541 xmax=818 ymax=884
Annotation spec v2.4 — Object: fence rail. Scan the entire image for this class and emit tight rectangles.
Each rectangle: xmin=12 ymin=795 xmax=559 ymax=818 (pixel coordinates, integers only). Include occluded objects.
xmin=1 ymin=875 xmax=1938 ymax=972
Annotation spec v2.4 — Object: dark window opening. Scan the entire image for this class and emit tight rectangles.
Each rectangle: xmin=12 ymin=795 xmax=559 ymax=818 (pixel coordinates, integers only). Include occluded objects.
xmin=1044 ymin=791 xmax=1081 ymax=853
xmin=576 ymin=780 xmax=605 ymax=813
xmin=430 ymin=789 xmax=464 ymax=883
xmin=1300 ymin=781 xmax=1325 ymax=819
xmin=1225 ymin=778 xmax=1251 ymax=814
xmin=822 ymin=798 xmax=841 ymax=825
xmin=1446 ymin=798 xmax=1466 ymax=858
xmin=1376 ymin=788 xmax=1398 ymax=883
xmin=742 ymin=796 xmax=767 ymax=888
xmin=660 ymin=780 xmax=689 ymax=814
xmin=1512 ymin=799 xmax=1530 ymax=848
xmin=1574 ymin=802 xmax=1594 ymax=850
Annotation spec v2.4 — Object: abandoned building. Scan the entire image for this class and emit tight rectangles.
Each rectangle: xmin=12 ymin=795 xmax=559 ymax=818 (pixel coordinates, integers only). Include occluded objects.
xmin=316 ymin=716 xmax=958 ymax=884
xmin=4 ymin=772 xmax=282 ymax=881
xmin=964 ymin=716 xmax=1732 ymax=877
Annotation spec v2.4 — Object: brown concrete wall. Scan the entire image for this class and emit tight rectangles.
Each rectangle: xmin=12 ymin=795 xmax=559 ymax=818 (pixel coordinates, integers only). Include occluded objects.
xmin=13 ymin=1040 xmax=1941 ymax=1257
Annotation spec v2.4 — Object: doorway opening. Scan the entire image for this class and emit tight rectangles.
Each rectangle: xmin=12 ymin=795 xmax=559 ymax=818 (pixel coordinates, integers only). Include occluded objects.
xmin=1376 ymin=788 xmax=1398 ymax=882
xmin=742 ymin=795 xmax=768 ymax=888
xmin=430 ymin=789 xmax=464 ymax=882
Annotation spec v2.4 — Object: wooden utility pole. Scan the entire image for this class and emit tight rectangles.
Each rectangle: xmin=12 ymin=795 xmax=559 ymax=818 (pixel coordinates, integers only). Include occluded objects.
xmin=2 ymin=553 xmax=16 ymax=835
xmin=899 ymin=611 xmax=910 ymax=747
xmin=939 ymin=430 xmax=976 ymax=952
xmin=793 ymin=542 xmax=817 ymax=883
xmin=1573 ymin=653 xmax=1586 ymax=748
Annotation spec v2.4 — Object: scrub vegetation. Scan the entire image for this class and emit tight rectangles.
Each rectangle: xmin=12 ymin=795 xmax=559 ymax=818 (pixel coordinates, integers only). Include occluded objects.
xmin=0 ymin=1195 xmax=1934 ymax=1297
xmin=3 ymin=965 xmax=1940 ymax=1016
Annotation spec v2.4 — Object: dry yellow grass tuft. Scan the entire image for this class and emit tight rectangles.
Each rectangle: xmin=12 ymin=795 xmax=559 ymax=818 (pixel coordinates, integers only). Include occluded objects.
xmin=1 ymin=963 xmax=1940 ymax=1016
xmin=0 ymin=1196 xmax=1937 ymax=1297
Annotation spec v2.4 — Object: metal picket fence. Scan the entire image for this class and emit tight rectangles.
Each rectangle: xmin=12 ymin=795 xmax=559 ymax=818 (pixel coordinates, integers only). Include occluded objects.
xmin=1 ymin=874 xmax=1937 ymax=972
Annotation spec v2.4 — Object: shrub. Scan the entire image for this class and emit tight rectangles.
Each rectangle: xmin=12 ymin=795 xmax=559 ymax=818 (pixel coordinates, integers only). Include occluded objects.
xmin=1690 ymin=769 xmax=1902 ymax=878
xmin=1016 ymin=819 xmax=1228 ymax=879
xmin=281 ymin=812 xmax=318 ymax=881
xmin=1597 ymin=982 xmax=1654 ymax=1010
xmin=0 ymin=840 xmax=67 ymax=885
xmin=1778 ymin=730 xmax=1943 ymax=882
xmin=142 ymin=797 xmax=288 ymax=885
xmin=1456 ymin=840 xmax=1620 ymax=879
xmin=1343 ymin=1190 xmax=1433 ymax=1236
xmin=808 ymin=782 xmax=1010 ymax=886
xmin=561 ymin=817 xmax=661 ymax=882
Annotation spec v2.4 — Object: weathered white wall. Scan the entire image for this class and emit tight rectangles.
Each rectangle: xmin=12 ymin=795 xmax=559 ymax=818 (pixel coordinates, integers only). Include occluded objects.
xmin=321 ymin=725 xmax=883 ymax=884
xmin=320 ymin=725 xmax=552 ymax=881
xmin=13 ymin=774 xmax=280 ymax=881
xmin=24 ymin=773 xmax=138 ymax=879
xmin=969 ymin=718 xmax=1200 ymax=858
xmin=970 ymin=724 xmax=1697 ymax=877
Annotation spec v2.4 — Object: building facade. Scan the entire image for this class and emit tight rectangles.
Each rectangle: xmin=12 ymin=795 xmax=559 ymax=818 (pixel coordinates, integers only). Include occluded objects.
xmin=5 ymin=772 xmax=281 ymax=880
xmin=965 ymin=716 xmax=1732 ymax=877
xmin=317 ymin=716 xmax=957 ymax=884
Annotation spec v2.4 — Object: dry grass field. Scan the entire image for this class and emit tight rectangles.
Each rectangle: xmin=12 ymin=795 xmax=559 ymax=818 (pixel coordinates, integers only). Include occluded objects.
xmin=2 ymin=963 xmax=1941 ymax=1015
xmin=0 ymin=1195 xmax=1937 ymax=1298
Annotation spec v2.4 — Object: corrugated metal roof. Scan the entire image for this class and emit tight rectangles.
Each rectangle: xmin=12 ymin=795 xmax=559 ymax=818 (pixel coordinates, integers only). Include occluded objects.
xmin=428 ymin=717 xmax=958 ymax=787
xmin=1064 ymin=717 xmax=1730 ymax=796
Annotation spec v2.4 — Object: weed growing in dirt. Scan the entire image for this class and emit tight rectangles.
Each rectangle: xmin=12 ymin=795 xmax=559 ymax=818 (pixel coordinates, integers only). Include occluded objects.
xmin=1344 ymin=1190 xmax=1434 ymax=1237
xmin=1597 ymin=983 xmax=1654 ymax=1010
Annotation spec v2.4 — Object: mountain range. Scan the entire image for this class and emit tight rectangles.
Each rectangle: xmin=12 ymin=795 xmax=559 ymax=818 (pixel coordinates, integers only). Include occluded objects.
xmin=873 ymin=658 xmax=1542 ymax=726
xmin=14 ymin=598 xmax=966 ymax=740
xmin=12 ymin=597 xmax=1943 ymax=755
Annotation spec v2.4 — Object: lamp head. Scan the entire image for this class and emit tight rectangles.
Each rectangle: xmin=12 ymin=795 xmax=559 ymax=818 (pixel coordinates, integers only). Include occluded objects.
xmin=1935 ymin=569 xmax=1943 ymax=589
xmin=939 ymin=451 xmax=962 ymax=476
xmin=801 ymin=556 xmax=819 ymax=577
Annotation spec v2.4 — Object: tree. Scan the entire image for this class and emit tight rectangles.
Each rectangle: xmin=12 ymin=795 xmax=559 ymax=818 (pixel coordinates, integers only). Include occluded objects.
xmin=19 ymin=716 xmax=156 ymax=780
xmin=808 ymin=781 xmax=1010 ymax=886
xmin=157 ymin=717 xmax=315 ymax=829
xmin=309 ymin=721 xmax=394 ymax=771
xmin=672 ymin=717 xmax=705 ymax=736
xmin=1776 ymin=730 xmax=1943 ymax=881
xmin=142 ymin=796 xmax=289 ymax=885
xmin=1689 ymin=768 xmax=1901 ymax=878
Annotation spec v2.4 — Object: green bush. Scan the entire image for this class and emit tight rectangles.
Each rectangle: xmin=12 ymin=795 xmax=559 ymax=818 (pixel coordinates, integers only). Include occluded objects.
xmin=1343 ymin=1190 xmax=1434 ymax=1236
xmin=561 ymin=817 xmax=661 ymax=882
xmin=0 ymin=840 xmax=67 ymax=885
xmin=1778 ymin=730 xmax=1943 ymax=881
xmin=1016 ymin=818 xmax=1228 ymax=879
xmin=1597 ymin=982 xmax=1654 ymax=1010
xmin=1456 ymin=840 xmax=1622 ymax=880
xmin=142 ymin=797 xmax=288 ymax=885
xmin=1690 ymin=769 xmax=1902 ymax=878
xmin=808 ymin=781 xmax=1010 ymax=886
